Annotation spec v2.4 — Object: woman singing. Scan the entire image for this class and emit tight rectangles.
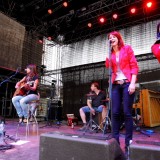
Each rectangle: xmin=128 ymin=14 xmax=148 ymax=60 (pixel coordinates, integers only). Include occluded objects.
xmin=105 ymin=31 xmax=139 ymax=155
xmin=12 ymin=64 xmax=39 ymax=123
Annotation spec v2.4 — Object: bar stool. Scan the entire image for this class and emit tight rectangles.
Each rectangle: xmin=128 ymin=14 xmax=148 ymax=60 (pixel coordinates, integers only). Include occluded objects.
xmin=16 ymin=94 xmax=40 ymax=138
xmin=25 ymin=100 xmax=39 ymax=137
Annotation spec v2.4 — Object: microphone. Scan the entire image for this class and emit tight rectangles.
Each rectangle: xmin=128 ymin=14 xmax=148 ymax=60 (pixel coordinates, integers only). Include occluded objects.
xmin=108 ymin=39 xmax=112 ymax=44
xmin=15 ymin=66 xmax=21 ymax=73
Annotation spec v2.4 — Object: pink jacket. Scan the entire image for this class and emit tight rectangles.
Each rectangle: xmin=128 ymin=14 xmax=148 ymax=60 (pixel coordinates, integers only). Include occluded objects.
xmin=105 ymin=45 xmax=139 ymax=83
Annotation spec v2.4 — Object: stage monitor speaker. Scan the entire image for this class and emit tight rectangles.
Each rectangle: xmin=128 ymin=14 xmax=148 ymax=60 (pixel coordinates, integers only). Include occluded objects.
xmin=40 ymin=132 xmax=125 ymax=160
xmin=130 ymin=140 xmax=160 ymax=160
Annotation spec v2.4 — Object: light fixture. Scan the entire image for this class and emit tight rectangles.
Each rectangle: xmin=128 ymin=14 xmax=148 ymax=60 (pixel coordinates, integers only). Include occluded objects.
xmin=99 ymin=17 xmax=106 ymax=24
xmin=87 ymin=23 xmax=92 ymax=28
xmin=113 ymin=14 xmax=118 ymax=19
xmin=130 ymin=8 xmax=136 ymax=14
xmin=63 ymin=1 xmax=68 ymax=7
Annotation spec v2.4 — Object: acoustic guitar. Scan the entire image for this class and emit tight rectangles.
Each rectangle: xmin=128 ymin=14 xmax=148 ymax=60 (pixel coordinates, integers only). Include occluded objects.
xmin=13 ymin=81 xmax=34 ymax=97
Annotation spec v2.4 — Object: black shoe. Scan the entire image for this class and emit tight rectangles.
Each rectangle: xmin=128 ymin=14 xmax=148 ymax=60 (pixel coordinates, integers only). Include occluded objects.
xmin=78 ymin=124 xmax=87 ymax=131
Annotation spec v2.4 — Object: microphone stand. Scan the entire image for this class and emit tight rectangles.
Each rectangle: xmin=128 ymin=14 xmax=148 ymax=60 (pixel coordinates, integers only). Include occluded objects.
xmin=0 ymin=68 xmax=19 ymax=123
xmin=0 ymin=68 xmax=20 ymax=147
xmin=133 ymin=84 xmax=150 ymax=137
xmin=103 ymin=41 xmax=113 ymax=137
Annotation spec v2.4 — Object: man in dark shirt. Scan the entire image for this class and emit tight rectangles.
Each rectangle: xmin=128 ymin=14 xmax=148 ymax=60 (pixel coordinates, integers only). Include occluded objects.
xmin=79 ymin=82 xmax=107 ymax=130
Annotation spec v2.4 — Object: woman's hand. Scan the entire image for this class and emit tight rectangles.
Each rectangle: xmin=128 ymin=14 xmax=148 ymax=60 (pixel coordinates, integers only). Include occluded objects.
xmin=15 ymin=82 xmax=20 ymax=88
xmin=90 ymin=108 xmax=95 ymax=115
xmin=24 ymin=84 xmax=31 ymax=90
xmin=128 ymin=83 xmax=136 ymax=95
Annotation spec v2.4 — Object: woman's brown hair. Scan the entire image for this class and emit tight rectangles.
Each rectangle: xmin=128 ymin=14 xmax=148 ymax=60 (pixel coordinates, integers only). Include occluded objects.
xmin=26 ymin=64 xmax=38 ymax=78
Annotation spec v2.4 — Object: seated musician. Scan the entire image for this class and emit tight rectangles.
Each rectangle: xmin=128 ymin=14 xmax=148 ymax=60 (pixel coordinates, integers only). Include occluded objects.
xmin=12 ymin=64 xmax=39 ymax=123
xmin=79 ymin=82 xmax=107 ymax=131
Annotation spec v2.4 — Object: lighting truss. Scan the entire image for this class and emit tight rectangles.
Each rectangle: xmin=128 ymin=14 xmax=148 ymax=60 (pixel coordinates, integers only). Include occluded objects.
xmin=1 ymin=0 xmax=159 ymax=44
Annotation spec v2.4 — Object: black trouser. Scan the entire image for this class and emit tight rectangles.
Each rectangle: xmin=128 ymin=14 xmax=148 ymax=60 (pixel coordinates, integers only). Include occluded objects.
xmin=111 ymin=82 xmax=135 ymax=146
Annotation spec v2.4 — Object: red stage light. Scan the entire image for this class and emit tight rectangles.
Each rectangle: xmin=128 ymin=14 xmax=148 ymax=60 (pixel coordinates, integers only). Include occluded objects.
xmin=130 ymin=8 xmax=136 ymax=14
xmin=48 ymin=37 xmax=52 ymax=40
xmin=48 ymin=9 xmax=53 ymax=14
xmin=146 ymin=2 xmax=153 ymax=8
xmin=87 ymin=23 xmax=92 ymax=28
xmin=38 ymin=39 xmax=43 ymax=44
xmin=63 ymin=2 xmax=68 ymax=7
xmin=99 ymin=17 xmax=106 ymax=23
xmin=113 ymin=14 xmax=118 ymax=19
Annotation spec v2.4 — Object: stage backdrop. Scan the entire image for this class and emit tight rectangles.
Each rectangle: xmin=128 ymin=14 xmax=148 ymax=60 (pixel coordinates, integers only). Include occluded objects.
xmin=0 ymin=12 xmax=25 ymax=69
xmin=61 ymin=19 xmax=160 ymax=68
xmin=0 ymin=12 xmax=43 ymax=71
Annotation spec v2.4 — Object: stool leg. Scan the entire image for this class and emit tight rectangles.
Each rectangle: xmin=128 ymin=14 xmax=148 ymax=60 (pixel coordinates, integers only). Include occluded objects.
xmin=32 ymin=113 xmax=39 ymax=136
xmin=16 ymin=123 xmax=20 ymax=139
xmin=26 ymin=118 xmax=30 ymax=138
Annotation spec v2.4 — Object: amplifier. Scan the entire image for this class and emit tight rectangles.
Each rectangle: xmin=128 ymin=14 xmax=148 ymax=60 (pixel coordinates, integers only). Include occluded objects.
xmin=50 ymin=99 xmax=61 ymax=106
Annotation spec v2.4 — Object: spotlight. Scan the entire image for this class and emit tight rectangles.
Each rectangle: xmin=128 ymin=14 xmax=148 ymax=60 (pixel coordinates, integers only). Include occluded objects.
xmin=40 ymin=65 xmax=46 ymax=75
xmin=35 ymin=5 xmax=40 ymax=10
xmin=51 ymin=80 xmax=56 ymax=87
xmin=57 ymin=34 xmax=65 ymax=42
xmin=113 ymin=14 xmax=118 ymax=19
xmin=38 ymin=39 xmax=43 ymax=44
xmin=48 ymin=9 xmax=53 ymax=14
xmin=87 ymin=23 xmax=92 ymax=28
xmin=130 ymin=7 xmax=136 ymax=14
xmin=146 ymin=2 xmax=153 ymax=8
xmin=48 ymin=37 xmax=52 ymax=40
xmin=63 ymin=1 xmax=68 ymax=7
xmin=81 ymin=7 xmax=87 ymax=12
xmin=38 ymin=36 xmax=43 ymax=44
xmin=99 ymin=17 xmax=106 ymax=24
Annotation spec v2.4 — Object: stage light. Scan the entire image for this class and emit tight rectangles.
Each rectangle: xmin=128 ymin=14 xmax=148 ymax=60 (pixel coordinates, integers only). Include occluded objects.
xmin=38 ymin=36 xmax=43 ymax=44
xmin=146 ymin=2 xmax=153 ymax=8
xmin=81 ymin=7 xmax=87 ymax=12
xmin=35 ymin=5 xmax=40 ymax=10
xmin=87 ymin=23 xmax=92 ymax=28
xmin=63 ymin=1 xmax=68 ymax=7
xmin=113 ymin=14 xmax=118 ymax=19
xmin=99 ymin=17 xmax=106 ymax=24
xmin=48 ymin=9 xmax=53 ymax=14
xmin=38 ymin=39 xmax=43 ymax=44
xmin=48 ymin=37 xmax=52 ymax=40
xmin=130 ymin=8 xmax=136 ymax=14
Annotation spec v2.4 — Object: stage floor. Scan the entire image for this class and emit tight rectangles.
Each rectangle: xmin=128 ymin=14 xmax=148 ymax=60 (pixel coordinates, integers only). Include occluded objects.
xmin=0 ymin=118 xmax=160 ymax=160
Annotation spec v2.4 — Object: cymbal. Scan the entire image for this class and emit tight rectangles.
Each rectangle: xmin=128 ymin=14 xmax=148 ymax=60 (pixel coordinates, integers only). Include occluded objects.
xmin=86 ymin=94 xmax=96 ymax=96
